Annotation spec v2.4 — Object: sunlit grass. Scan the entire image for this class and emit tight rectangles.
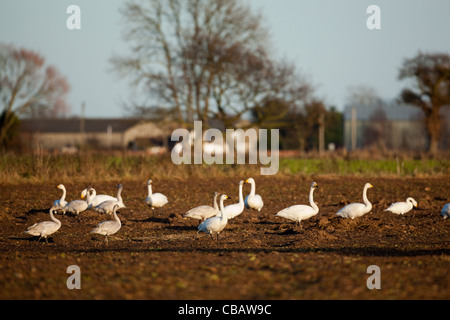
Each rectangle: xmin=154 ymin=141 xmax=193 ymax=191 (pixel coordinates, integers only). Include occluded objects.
xmin=0 ymin=153 xmax=448 ymax=184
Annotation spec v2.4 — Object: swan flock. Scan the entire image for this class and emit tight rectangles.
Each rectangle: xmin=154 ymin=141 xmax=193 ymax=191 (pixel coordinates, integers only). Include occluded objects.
xmin=24 ymin=177 xmax=446 ymax=243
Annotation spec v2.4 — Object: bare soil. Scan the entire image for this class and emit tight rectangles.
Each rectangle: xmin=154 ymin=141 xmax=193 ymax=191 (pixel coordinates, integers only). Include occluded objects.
xmin=0 ymin=176 xmax=449 ymax=300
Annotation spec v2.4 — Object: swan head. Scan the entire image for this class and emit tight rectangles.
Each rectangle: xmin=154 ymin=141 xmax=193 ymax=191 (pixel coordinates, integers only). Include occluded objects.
xmin=57 ymin=184 xmax=65 ymax=190
xmin=220 ymin=195 xmax=231 ymax=202
xmin=147 ymin=180 xmax=152 ymax=185
xmin=311 ymin=182 xmax=318 ymax=189
xmin=239 ymin=180 xmax=244 ymax=186
xmin=244 ymin=178 xmax=255 ymax=184
xmin=407 ymin=197 xmax=418 ymax=208
xmin=80 ymin=186 xmax=92 ymax=199
xmin=365 ymin=183 xmax=373 ymax=189
xmin=116 ymin=184 xmax=123 ymax=189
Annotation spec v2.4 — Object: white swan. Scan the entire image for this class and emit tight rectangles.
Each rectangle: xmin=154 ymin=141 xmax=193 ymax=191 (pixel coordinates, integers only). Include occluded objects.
xmin=95 ymin=184 xmax=125 ymax=215
xmin=336 ymin=183 xmax=373 ymax=219
xmin=145 ymin=180 xmax=168 ymax=209
xmin=275 ymin=182 xmax=319 ymax=228
xmin=91 ymin=204 xmax=122 ymax=244
xmin=385 ymin=197 xmax=417 ymax=215
xmin=197 ymin=195 xmax=230 ymax=240
xmin=223 ymin=180 xmax=245 ymax=219
xmin=63 ymin=187 xmax=92 ymax=215
xmin=441 ymin=204 xmax=450 ymax=219
xmin=244 ymin=178 xmax=264 ymax=213
xmin=184 ymin=192 xmax=219 ymax=222
xmin=24 ymin=206 xmax=62 ymax=243
xmin=52 ymin=184 xmax=67 ymax=211
xmin=81 ymin=187 xmax=118 ymax=208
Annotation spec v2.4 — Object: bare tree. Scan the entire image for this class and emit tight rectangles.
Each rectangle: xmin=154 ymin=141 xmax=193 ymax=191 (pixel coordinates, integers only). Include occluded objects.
xmin=399 ymin=52 xmax=450 ymax=154
xmin=0 ymin=44 xmax=70 ymax=147
xmin=346 ymin=85 xmax=383 ymax=108
xmin=111 ymin=0 xmax=309 ymax=128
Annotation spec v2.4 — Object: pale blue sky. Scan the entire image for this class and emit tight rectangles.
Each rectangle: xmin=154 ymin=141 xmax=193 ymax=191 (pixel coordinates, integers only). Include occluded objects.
xmin=1 ymin=0 xmax=450 ymax=118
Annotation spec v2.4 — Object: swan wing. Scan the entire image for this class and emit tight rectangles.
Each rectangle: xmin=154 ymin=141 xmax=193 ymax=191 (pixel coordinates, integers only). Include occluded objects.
xmin=90 ymin=195 xmax=117 ymax=207
xmin=95 ymin=200 xmax=119 ymax=214
xmin=250 ymin=194 xmax=264 ymax=210
xmin=146 ymin=193 xmax=168 ymax=207
xmin=336 ymin=203 xmax=368 ymax=219
xmin=25 ymin=221 xmax=60 ymax=236
xmin=385 ymin=202 xmax=410 ymax=214
xmin=185 ymin=205 xmax=218 ymax=220
xmin=276 ymin=205 xmax=315 ymax=222
xmin=64 ymin=200 xmax=88 ymax=214
xmin=91 ymin=220 xmax=121 ymax=236
xmin=198 ymin=216 xmax=225 ymax=233
xmin=223 ymin=203 xmax=243 ymax=219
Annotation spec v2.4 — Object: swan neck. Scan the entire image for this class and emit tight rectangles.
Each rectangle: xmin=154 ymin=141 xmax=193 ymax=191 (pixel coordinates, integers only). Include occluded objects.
xmin=61 ymin=187 xmax=66 ymax=201
xmin=147 ymin=184 xmax=152 ymax=196
xmin=86 ymin=189 xmax=92 ymax=203
xmin=250 ymin=181 xmax=256 ymax=196
xmin=363 ymin=186 xmax=371 ymax=207
xmin=112 ymin=208 xmax=121 ymax=225
xmin=309 ymin=187 xmax=318 ymax=211
xmin=50 ymin=209 xmax=61 ymax=225
xmin=213 ymin=194 xmax=219 ymax=210
xmin=117 ymin=186 xmax=123 ymax=202
xmin=219 ymin=199 xmax=227 ymax=221
xmin=408 ymin=200 xmax=414 ymax=210
xmin=239 ymin=183 xmax=244 ymax=204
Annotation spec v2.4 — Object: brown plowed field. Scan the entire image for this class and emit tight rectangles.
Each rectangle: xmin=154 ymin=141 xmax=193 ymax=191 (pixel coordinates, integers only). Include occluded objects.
xmin=0 ymin=176 xmax=449 ymax=300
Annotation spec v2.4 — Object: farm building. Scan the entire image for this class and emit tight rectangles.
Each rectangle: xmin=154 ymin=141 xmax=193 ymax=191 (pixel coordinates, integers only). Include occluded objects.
xmin=19 ymin=118 xmax=168 ymax=152
xmin=343 ymin=103 xmax=450 ymax=152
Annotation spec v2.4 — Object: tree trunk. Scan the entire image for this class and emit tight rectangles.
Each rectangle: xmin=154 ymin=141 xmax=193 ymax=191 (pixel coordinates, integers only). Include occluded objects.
xmin=426 ymin=107 xmax=441 ymax=155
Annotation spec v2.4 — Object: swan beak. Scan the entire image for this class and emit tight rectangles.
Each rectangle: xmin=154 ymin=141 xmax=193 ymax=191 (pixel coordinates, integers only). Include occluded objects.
xmin=81 ymin=194 xmax=85 ymax=199
xmin=370 ymin=184 xmax=373 ymax=188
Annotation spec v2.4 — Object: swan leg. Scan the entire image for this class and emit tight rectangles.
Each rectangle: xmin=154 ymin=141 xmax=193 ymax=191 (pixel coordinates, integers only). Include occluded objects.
xmin=37 ymin=236 xmax=42 ymax=243
xmin=105 ymin=235 xmax=109 ymax=244
xmin=217 ymin=233 xmax=219 ymax=241
xmin=45 ymin=236 xmax=49 ymax=244
xmin=209 ymin=233 xmax=214 ymax=241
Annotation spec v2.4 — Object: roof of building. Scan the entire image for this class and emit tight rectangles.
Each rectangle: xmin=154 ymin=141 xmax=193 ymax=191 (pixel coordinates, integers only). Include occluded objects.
xmin=344 ymin=103 xmax=450 ymax=122
xmin=20 ymin=118 xmax=153 ymax=134
xmin=343 ymin=103 xmax=426 ymax=121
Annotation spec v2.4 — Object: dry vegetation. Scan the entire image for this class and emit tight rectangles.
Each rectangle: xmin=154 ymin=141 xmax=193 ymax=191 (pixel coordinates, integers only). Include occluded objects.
xmin=0 ymin=152 xmax=448 ymax=184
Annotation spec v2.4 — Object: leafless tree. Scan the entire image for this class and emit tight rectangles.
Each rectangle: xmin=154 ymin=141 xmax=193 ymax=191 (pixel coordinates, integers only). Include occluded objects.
xmin=0 ymin=44 xmax=70 ymax=147
xmin=399 ymin=52 xmax=450 ymax=154
xmin=111 ymin=0 xmax=309 ymax=128
xmin=346 ymin=85 xmax=383 ymax=108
